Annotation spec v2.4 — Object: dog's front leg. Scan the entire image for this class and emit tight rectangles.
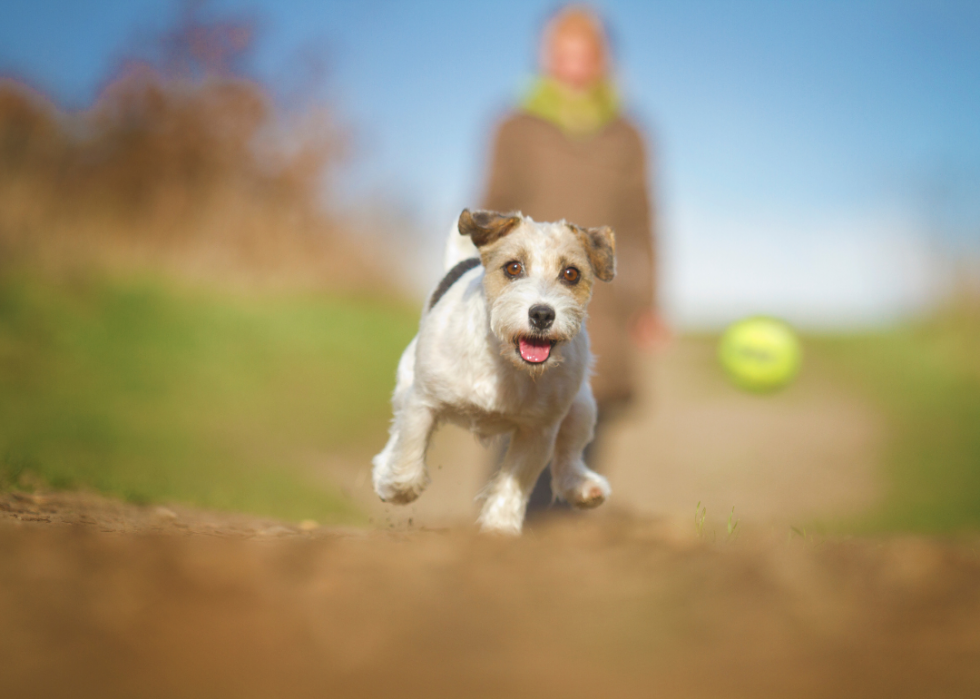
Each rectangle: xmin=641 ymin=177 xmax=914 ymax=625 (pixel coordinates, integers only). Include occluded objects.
xmin=478 ymin=426 xmax=558 ymax=535
xmin=371 ymin=391 xmax=436 ymax=504
xmin=551 ymin=385 xmax=610 ymax=509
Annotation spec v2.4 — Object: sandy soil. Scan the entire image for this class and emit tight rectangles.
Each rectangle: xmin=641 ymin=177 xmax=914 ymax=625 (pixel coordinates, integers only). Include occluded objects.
xmin=2 ymin=490 xmax=980 ymax=699
xmin=3 ymin=342 xmax=978 ymax=698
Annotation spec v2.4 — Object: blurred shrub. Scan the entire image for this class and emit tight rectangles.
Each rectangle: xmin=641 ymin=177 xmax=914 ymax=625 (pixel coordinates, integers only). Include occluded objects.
xmin=0 ymin=12 xmax=371 ymax=289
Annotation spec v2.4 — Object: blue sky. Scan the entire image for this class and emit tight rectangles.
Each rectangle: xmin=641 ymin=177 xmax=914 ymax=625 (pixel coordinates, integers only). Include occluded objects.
xmin=3 ymin=1 xmax=979 ymax=326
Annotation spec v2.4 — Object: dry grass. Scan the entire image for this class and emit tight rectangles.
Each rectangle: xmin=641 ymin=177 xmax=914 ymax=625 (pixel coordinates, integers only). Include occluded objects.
xmin=0 ymin=24 xmax=373 ymax=290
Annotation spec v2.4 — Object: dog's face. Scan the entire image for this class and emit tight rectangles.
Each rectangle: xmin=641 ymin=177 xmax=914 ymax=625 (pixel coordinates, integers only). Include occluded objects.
xmin=459 ymin=209 xmax=616 ymax=373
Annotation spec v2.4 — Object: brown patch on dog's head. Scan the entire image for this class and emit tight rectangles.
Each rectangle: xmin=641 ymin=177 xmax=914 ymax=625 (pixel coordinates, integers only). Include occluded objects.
xmin=570 ymin=224 xmax=616 ymax=282
xmin=458 ymin=209 xmax=522 ymax=248
xmin=479 ymin=239 xmax=529 ymax=317
xmin=557 ymin=253 xmax=595 ymax=309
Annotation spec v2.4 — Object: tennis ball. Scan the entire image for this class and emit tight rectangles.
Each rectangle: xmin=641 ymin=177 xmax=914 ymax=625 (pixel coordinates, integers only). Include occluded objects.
xmin=718 ymin=317 xmax=802 ymax=393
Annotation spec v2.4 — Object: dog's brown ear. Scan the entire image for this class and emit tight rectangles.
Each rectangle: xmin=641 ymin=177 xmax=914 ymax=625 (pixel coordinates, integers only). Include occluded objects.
xmin=573 ymin=224 xmax=616 ymax=282
xmin=458 ymin=209 xmax=521 ymax=248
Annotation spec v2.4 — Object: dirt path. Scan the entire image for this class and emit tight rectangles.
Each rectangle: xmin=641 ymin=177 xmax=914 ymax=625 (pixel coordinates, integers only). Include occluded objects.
xmin=2 ymin=490 xmax=980 ymax=699
xmin=605 ymin=339 xmax=882 ymax=526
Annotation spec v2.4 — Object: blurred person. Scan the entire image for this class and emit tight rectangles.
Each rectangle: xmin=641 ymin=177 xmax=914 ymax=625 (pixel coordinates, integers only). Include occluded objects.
xmin=482 ymin=5 xmax=665 ymax=511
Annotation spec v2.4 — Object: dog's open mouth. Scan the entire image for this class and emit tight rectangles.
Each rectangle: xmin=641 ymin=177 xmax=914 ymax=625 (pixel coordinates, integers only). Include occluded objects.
xmin=516 ymin=336 xmax=555 ymax=364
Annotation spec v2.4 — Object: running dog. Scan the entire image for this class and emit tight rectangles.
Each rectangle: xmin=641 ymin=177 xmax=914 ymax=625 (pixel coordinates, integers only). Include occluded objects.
xmin=371 ymin=209 xmax=616 ymax=534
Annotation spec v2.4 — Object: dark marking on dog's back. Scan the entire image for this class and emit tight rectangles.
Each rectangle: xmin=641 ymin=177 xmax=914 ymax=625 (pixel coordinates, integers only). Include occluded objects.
xmin=429 ymin=257 xmax=481 ymax=310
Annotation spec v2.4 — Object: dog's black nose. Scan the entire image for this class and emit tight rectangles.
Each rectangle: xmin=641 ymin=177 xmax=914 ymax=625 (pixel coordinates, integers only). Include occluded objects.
xmin=528 ymin=304 xmax=556 ymax=330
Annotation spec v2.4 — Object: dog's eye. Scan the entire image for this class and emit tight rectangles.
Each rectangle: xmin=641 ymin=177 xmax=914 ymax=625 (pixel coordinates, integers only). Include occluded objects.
xmin=562 ymin=267 xmax=580 ymax=284
xmin=504 ymin=261 xmax=523 ymax=278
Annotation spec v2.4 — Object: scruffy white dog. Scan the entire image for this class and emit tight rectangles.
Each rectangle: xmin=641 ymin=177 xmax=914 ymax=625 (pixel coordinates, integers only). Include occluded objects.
xmin=371 ymin=209 xmax=616 ymax=534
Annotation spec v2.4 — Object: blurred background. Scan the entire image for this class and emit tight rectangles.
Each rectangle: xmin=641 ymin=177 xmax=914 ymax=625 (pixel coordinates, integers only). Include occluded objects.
xmin=1 ymin=0 xmax=978 ymax=535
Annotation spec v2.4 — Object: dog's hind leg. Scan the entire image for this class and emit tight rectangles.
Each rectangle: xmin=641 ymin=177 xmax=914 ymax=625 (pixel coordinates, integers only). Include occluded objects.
xmin=550 ymin=384 xmax=611 ymax=509
xmin=477 ymin=426 xmax=558 ymax=534
xmin=372 ymin=339 xmax=435 ymax=504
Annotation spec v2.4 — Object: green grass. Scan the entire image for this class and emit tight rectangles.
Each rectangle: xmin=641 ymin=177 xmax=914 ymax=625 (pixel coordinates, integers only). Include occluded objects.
xmin=813 ymin=308 xmax=980 ymax=533
xmin=0 ymin=273 xmax=418 ymax=523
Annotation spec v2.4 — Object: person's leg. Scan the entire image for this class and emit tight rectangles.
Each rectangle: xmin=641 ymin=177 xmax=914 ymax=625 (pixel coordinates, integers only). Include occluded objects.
xmin=581 ymin=408 xmax=607 ymax=473
xmin=525 ymin=460 xmax=561 ymax=512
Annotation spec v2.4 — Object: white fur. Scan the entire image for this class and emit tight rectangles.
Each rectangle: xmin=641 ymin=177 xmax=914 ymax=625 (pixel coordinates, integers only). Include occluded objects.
xmin=443 ymin=219 xmax=480 ymax=269
xmin=372 ymin=213 xmax=610 ymax=535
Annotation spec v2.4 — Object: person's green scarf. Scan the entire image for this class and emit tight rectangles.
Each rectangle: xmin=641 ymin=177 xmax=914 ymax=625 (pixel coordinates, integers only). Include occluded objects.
xmin=522 ymin=77 xmax=619 ymax=138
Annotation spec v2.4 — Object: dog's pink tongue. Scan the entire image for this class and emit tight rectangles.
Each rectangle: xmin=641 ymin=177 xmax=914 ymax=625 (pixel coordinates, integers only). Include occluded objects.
xmin=519 ymin=337 xmax=552 ymax=363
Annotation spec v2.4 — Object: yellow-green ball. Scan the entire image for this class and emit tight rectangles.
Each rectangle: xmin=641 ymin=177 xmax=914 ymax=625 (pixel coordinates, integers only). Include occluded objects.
xmin=718 ymin=317 xmax=802 ymax=393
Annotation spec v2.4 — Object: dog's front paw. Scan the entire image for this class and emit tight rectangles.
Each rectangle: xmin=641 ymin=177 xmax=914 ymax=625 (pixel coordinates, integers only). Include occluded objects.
xmin=372 ymin=469 xmax=430 ymax=504
xmin=371 ymin=454 xmax=430 ymax=505
xmin=477 ymin=504 xmax=524 ymax=536
xmin=476 ymin=476 xmax=527 ymax=535
xmin=554 ymin=470 xmax=610 ymax=509
xmin=375 ymin=480 xmax=427 ymax=505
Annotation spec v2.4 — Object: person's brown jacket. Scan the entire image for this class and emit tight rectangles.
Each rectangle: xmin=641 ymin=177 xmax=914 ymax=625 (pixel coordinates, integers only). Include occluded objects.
xmin=483 ymin=112 xmax=656 ymax=405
